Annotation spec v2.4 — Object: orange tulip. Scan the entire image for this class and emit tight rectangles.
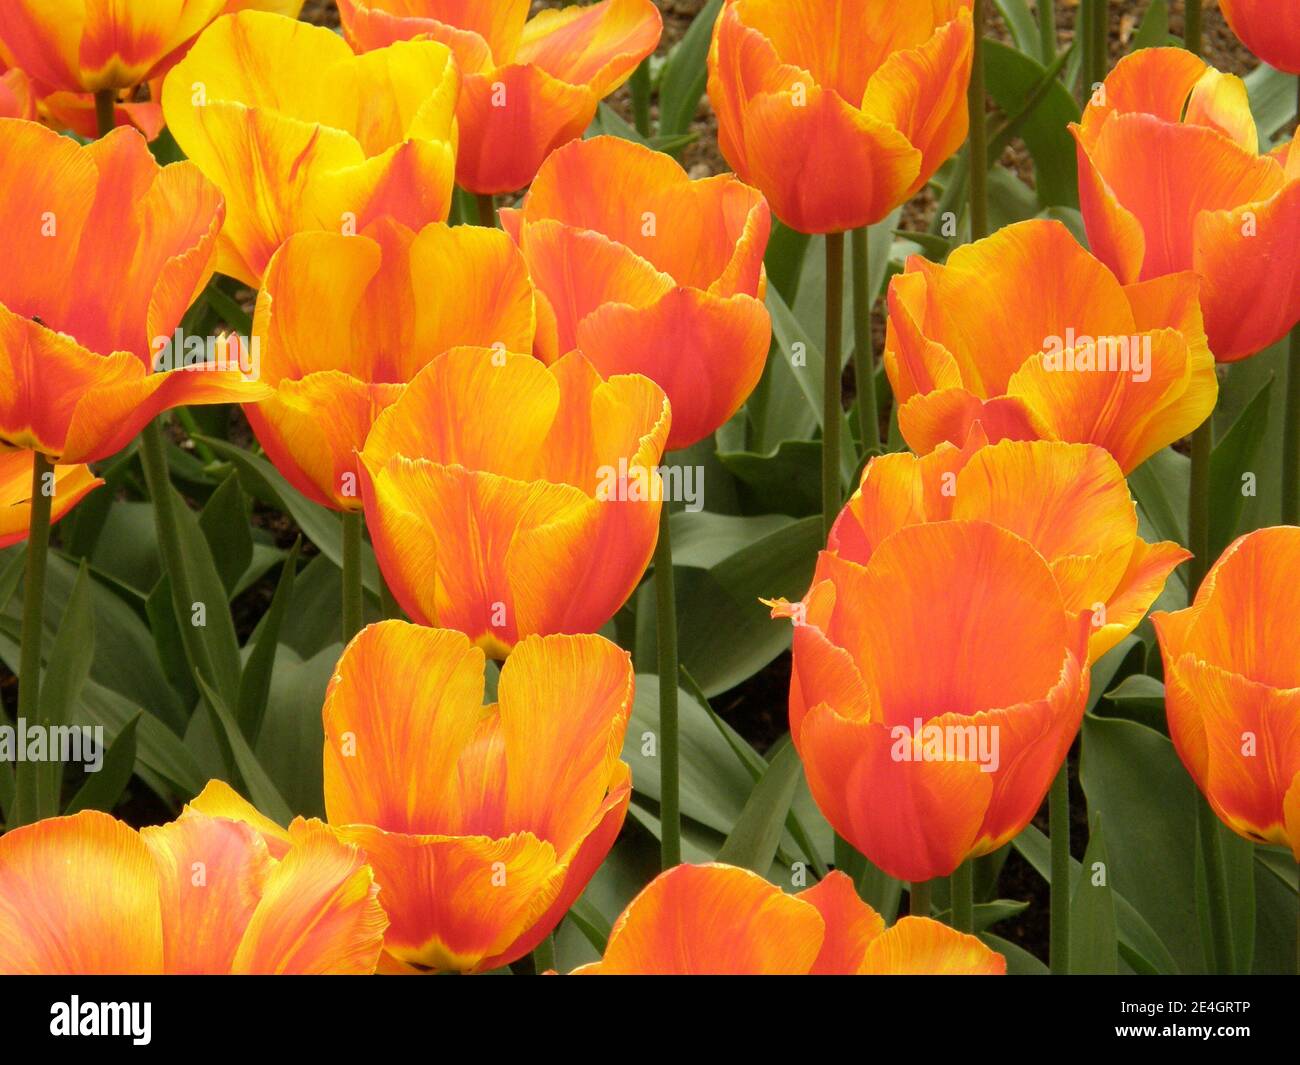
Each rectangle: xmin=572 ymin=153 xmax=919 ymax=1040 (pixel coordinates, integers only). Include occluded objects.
xmin=360 ymin=346 xmax=669 ymax=658
xmin=707 ymin=0 xmax=974 ymax=234
xmin=338 ymin=0 xmax=661 ymax=195
xmin=162 ymin=11 xmax=460 ymax=286
xmin=1153 ymin=527 xmax=1300 ymax=860
xmin=0 ymin=120 xmax=267 ymax=466
xmin=499 ymin=136 xmax=772 ymax=449
xmin=319 ymin=621 xmax=634 ymax=973
xmin=883 ymin=218 xmax=1218 ymax=473
xmin=1220 ymin=0 xmax=1300 ymax=76
xmin=1073 ymin=48 xmax=1300 ymax=361
xmin=770 ymin=520 xmax=1091 ymax=883
xmin=0 ymin=63 xmax=35 ymax=120
xmin=248 ymin=219 xmax=536 ymax=511
xmin=0 ymin=789 xmax=388 ymax=974
xmin=825 ymin=436 xmax=1188 ymax=662
xmin=571 ymin=864 xmax=1006 ymax=974
xmin=0 ymin=453 xmax=102 ymax=549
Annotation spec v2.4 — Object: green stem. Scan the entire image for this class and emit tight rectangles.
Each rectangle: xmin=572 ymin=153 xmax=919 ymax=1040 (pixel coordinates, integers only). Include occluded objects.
xmin=477 ymin=193 xmax=497 ymax=228
xmin=630 ymin=59 xmax=652 ymax=137
xmin=822 ymin=232 xmax=845 ymax=540
xmin=850 ymin=226 xmax=879 ymax=452
xmin=1196 ymin=795 xmax=1235 ymax=973
xmin=531 ymin=934 xmax=556 ymax=975
xmin=1049 ymin=761 xmax=1071 ymax=974
xmin=1188 ymin=419 xmax=1213 ymax=594
xmin=13 ymin=453 xmax=54 ymax=826
xmin=1038 ymin=0 xmax=1056 ymax=65
xmin=967 ymin=0 xmax=989 ymax=242
xmin=341 ymin=510 xmax=364 ymax=644
xmin=655 ymin=503 xmax=680 ymax=869
xmin=93 ymin=89 xmax=115 ymax=138
xmin=910 ymin=880 xmax=932 ymax=918
xmin=1184 ymin=0 xmax=1202 ymax=55
xmin=138 ymin=419 xmax=219 ymax=695
xmin=950 ymin=860 xmax=974 ymax=933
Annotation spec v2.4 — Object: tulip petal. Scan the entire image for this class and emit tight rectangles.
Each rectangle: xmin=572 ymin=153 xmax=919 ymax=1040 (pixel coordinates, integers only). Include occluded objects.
xmin=1089 ymin=537 xmax=1190 ymax=660
xmin=797 ymin=870 xmax=885 ymax=975
xmin=0 ymin=0 xmax=86 ymax=92
xmin=515 ymin=0 xmax=661 ymax=96
xmin=1075 ymin=47 xmax=1208 ymax=152
xmin=1220 ymin=0 xmax=1300 ymax=75
xmin=859 ymin=915 xmax=1007 ymax=974
xmin=896 ymin=387 xmax=1045 ymax=459
xmin=185 ymin=778 xmax=292 ymax=858
xmin=1185 ymin=68 xmax=1258 ymax=153
xmin=0 ymin=453 xmax=103 ymax=549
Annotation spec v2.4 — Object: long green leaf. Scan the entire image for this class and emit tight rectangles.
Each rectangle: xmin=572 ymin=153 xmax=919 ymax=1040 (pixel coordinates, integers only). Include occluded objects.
xmin=1070 ymin=814 xmax=1119 ymax=973
xmin=657 ymin=0 xmax=724 ymax=139
xmin=195 ymin=674 xmax=293 ymax=825
xmin=715 ymin=739 xmax=804 ymax=875
xmin=64 ymin=712 xmax=140 ymax=815
xmin=236 ymin=538 xmax=301 ymax=743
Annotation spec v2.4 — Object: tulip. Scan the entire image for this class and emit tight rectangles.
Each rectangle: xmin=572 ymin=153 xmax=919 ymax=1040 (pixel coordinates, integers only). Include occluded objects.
xmin=1073 ymin=47 xmax=1300 ymax=362
xmin=248 ymin=219 xmax=536 ymax=512
xmin=826 ymin=436 xmax=1189 ymax=662
xmin=0 ymin=63 xmax=34 ymax=120
xmin=337 ymin=0 xmax=662 ymax=195
xmin=883 ymin=217 xmax=1218 ymax=473
xmin=500 ymin=135 xmax=772 ymax=451
xmin=707 ymin=0 xmax=974 ymax=234
xmin=318 ymin=621 xmax=634 ymax=973
xmin=770 ymin=520 xmax=1091 ymax=883
xmin=1153 ymin=527 xmax=1300 ymax=861
xmin=0 ymin=453 xmax=102 ymax=550
xmin=0 ymin=789 xmax=388 ymax=974
xmin=1220 ymin=0 xmax=1300 ymax=76
xmin=0 ymin=119 xmax=266 ymax=468
xmin=360 ymin=346 xmax=669 ymax=658
xmin=571 ymin=864 xmax=1006 ymax=974
xmin=162 ymin=11 xmax=460 ymax=286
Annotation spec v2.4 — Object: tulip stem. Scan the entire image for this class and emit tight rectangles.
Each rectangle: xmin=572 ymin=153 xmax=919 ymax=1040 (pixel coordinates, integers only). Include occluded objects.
xmin=342 ymin=510 xmax=364 ymax=644
xmin=1184 ymin=0 xmax=1202 ymax=55
xmin=655 ymin=503 xmax=681 ymax=869
xmin=94 ymin=89 xmax=115 ymax=139
xmin=1088 ymin=0 xmax=1110 ymax=94
xmin=532 ymin=934 xmax=555 ymax=975
xmin=477 ymin=193 xmax=497 ymax=228
xmin=909 ymin=880 xmax=932 ymax=917
xmin=1188 ymin=420 xmax=1213 ymax=593
xmin=630 ymin=59 xmax=652 ymax=137
xmin=12 ymin=453 xmax=54 ymax=825
xmin=1196 ymin=794 xmax=1235 ymax=973
xmin=822 ymin=232 xmax=845 ymax=539
xmin=850 ymin=226 xmax=879 ymax=452
xmin=950 ymin=860 xmax=974 ymax=933
xmin=1285 ymin=268 xmax=1300 ymax=526
xmin=1038 ymin=0 xmax=1056 ymax=65
xmin=967 ymin=0 xmax=989 ymax=242
xmin=1049 ymin=761 xmax=1071 ymax=974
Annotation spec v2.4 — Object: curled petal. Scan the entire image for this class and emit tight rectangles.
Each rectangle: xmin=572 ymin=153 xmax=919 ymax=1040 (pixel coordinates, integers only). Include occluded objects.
xmin=859 ymin=916 xmax=1006 ymax=974
xmin=797 ymin=870 xmax=885 ymax=975
xmin=0 ymin=453 xmax=103 ymax=549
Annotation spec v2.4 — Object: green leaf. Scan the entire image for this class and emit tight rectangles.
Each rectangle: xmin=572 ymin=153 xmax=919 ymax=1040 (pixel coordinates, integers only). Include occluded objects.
xmin=63 ymin=712 xmax=140 ymax=815
xmin=194 ymin=674 xmax=293 ymax=826
xmin=658 ymin=0 xmax=723 ymax=139
xmin=0 ymin=545 xmax=26 ymax=614
xmin=1129 ymin=0 xmax=1172 ymax=52
xmin=236 ymin=538 xmax=301 ymax=743
xmin=1101 ymin=673 xmax=1167 ymax=732
xmin=1129 ymin=446 xmax=1190 ymax=546
xmin=1070 ymin=814 xmax=1119 ymax=973
xmin=1246 ymin=62 xmax=1300 ymax=144
xmin=991 ymin=0 xmax=1042 ymax=54
xmin=205 ymin=280 xmax=253 ymax=335
xmin=716 ymin=739 xmax=804 ymax=874
xmin=253 ymin=643 xmax=337 ymax=819
xmin=668 ymin=512 xmax=795 ymax=569
xmin=980 ymin=933 xmax=1048 ymax=974
xmin=198 ymin=470 xmax=253 ymax=597
xmin=715 ymin=440 xmax=822 ymax=517
xmin=1210 ymin=372 xmax=1274 ymax=557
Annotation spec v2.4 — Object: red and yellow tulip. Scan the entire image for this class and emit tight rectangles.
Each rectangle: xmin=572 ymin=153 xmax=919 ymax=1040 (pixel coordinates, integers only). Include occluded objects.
xmin=500 ymin=135 xmax=771 ymax=449
xmin=0 ymin=789 xmax=387 ymax=974
xmin=338 ymin=0 xmax=661 ymax=195
xmin=0 ymin=119 xmax=267 ymax=467
xmin=572 ymin=864 xmax=1006 ymax=974
xmin=824 ymin=436 xmax=1188 ymax=662
xmin=771 ymin=520 xmax=1091 ymax=883
xmin=1153 ymin=527 xmax=1300 ymax=860
xmin=883 ymin=218 xmax=1218 ymax=472
xmin=248 ymin=220 xmax=536 ymax=511
xmin=0 ymin=453 xmax=102 ymax=549
xmin=1073 ymin=48 xmax=1300 ymax=361
xmin=707 ymin=0 xmax=974 ymax=234
xmin=321 ymin=621 xmax=634 ymax=973
xmin=0 ymin=62 xmax=35 ymax=121
xmin=360 ymin=346 xmax=670 ymax=658
xmin=1220 ymin=0 xmax=1300 ymax=76
xmin=162 ymin=11 xmax=460 ymax=286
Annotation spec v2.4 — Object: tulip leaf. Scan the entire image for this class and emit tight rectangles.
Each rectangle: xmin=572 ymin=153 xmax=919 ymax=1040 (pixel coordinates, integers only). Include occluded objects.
xmin=715 ymin=439 xmax=823 ymax=517
xmin=1209 ymin=373 xmax=1274 ymax=558
xmin=992 ymin=0 xmax=1043 ymax=55
xmin=253 ymin=643 xmax=337 ymax=820
xmin=716 ymin=738 xmax=805 ymax=874
xmin=1246 ymin=62 xmax=1300 ymax=144
xmin=1195 ymin=820 xmax=1256 ymax=975
xmin=0 ymin=545 xmax=26 ymax=614
xmin=667 ymin=512 xmax=795 ymax=570
xmin=1129 ymin=0 xmax=1173 ymax=52
xmin=236 ymin=537 xmax=301 ymax=743
xmin=980 ymin=933 xmax=1048 ymax=975
xmin=198 ymin=469 xmax=254 ymax=597
xmin=657 ymin=0 xmax=723 ymax=140
xmin=195 ymin=674 xmax=293 ymax=826
xmin=1100 ymin=673 xmax=1168 ymax=733
xmin=63 ymin=712 xmax=140 ymax=816
xmin=1129 ymin=445 xmax=1189 ymax=546
xmin=1070 ymin=814 xmax=1119 ymax=973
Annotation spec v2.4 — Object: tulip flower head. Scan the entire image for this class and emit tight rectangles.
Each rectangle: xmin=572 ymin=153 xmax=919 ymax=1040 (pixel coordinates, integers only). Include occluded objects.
xmin=1153 ymin=527 xmax=1300 ymax=860
xmin=360 ymin=346 xmax=670 ymax=658
xmin=572 ymin=864 xmax=1006 ymax=974
xmin=0 ymin=786 xmax=388 ymax=974
xmin=0 ymin=119 xmax=268 ymax=468
xmin=322 ymin=621 xmax=635 ymax=973
xmin=1073 ymin=48 xmax=1300 ymax=361
xmin=500 ymin=136 xmax=772 ymax=449
xmin=248 ymin=219 xmax=536 ymax=511
xmin=771 ymin=520 xmax=1092 ymax=882
xmin=883 ymin=218 xmax=1218 ymax=472
xmin=0 ymin=62 xmax=35 ymax=121
xmin=1219 ymin=0 xmax=1300 ymax=76
xmin=707 ymin=0 xmax=974 ymax=234
xmin=338 ymin=0 xmax=662 ymax=194
xmin=162 ymin=11 xmax=460 ymax=285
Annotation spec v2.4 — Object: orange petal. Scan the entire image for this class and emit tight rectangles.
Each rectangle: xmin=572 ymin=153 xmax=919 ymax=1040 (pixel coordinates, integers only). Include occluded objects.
xmin=184 ymin=778 xmax=292 ymax=858
xmin=515 ymin=0 xmax=660 ymax=96
xmin=338 ymin=0 xmax=529 ymax=66
xmin=0 ymin=452 xmax=103 ymax=549
xmin=581 ymin=863 xmax=824 ymax=975
xmin=0 ymin=812 xmax=164 ymax=974
xmin=1184 ymin=67 xmax=1258 ymax=153
xmin=859 ymin=915 xmax=1007 ymax=974
xmin=0 ymin=67 xmax=36 ymax=120
xmin=797 ymin=870 xmax=885 ymax=975
xmin=896 ymin=388 xmax=1046 ymax=460
xmin=1220 ymin=0 xmax=1300 ymax=75
xmin=1075 ymin=46 xmax=1207 ymax=152
xmin=1089 ymin=537 xmax=1190 ymax=661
